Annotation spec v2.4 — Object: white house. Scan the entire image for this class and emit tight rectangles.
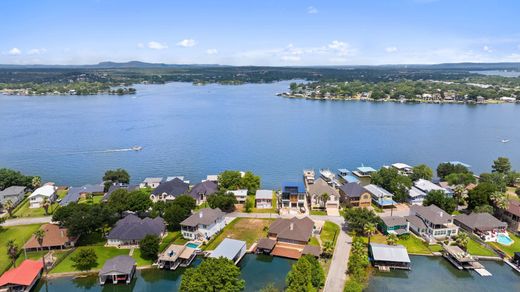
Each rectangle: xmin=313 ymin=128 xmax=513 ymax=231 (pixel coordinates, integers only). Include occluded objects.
xmin=406 ymin=204 xmax=459 ymax=243
xmin=255 ymin=189 xmax=273 ymax=209
xmin=365 ymin=184 xmax=396 ymax=208
xmin=408 ymin=186 xmax=427 ymax=205
xmin=139 ymin=177 xmax=163 ymax=189
xmin=414 ymin=179 xmax=451 ymax=196
xmin=28 ymin=185 xmax=57 ymax=208
xmin=230 ymin=189 xmax=248 ymax=203
xmin=180 ymin=208 xmax=226 ymax=241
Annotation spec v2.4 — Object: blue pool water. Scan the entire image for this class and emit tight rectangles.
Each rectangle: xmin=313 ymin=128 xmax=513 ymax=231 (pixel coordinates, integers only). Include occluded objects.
xmin=497 ymin=234 xmax=514 ymax=245
xmin=186 ymin=242 xmax=200 ymax=249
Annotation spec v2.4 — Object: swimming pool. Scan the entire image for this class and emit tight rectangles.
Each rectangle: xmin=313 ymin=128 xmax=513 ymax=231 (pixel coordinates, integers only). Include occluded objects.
xmin=497 ymin=234 xmax=514 ymax=246
xmin=186 ymin=242 xmax=201 ymax=249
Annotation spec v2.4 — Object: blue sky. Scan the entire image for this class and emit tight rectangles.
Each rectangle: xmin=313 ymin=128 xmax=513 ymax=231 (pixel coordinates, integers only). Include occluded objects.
xmin=1 ymin=0 xmax=520 ymax=65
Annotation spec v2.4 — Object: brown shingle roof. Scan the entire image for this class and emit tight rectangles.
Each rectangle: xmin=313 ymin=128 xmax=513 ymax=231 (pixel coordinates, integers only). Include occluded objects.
xmin=256 ymin=238 xmax=276 ymax=251
xmin=506 ymin=199 xmax=520 ymax=217
xmin=269 ymin=217 xmax=314 ymax=243
xmin=302 ymin=245 xmax=321 ymax=257
xmin=23 ymin=224 xmax=77 ymax=249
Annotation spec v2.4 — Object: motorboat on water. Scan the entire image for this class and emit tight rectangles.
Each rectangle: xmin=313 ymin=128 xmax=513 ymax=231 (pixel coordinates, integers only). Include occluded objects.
xmin=131 ymin=146 xmax=143 ymax=151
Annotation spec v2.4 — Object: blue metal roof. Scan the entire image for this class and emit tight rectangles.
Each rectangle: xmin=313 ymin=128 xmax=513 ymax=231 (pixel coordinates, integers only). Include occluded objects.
xmin=341 ymin=174 xmax=359 ymax=183
xmin=282 ymin=182 xmax=305 ymax=193
xmin=373 ymin=198 xmax=397 ymax=206
xmin=337 ymin=168 xmax=349 ymax=174
xmin=357 ymin=166 xmax=376 ymax=172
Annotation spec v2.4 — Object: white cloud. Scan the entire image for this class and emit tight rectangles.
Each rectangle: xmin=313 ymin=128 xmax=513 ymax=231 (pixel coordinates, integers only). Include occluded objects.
xmin=206 ymin=48 xmax=218 ymax=55
xmin=327 ymin=40 xmax=353 ymax=56
xmin=28 ymin=48 xmax=46 ymax=55
xmin=177 ymin=39 xmax=196 ymax=47
xmin=385 ymin=46 xmax=398 ymax=53
xmin=307 ymin=6 xmax=318 ymax=14
xmin=137 ymin=43 xmax=144 ymax=48
xmin=483 ymin=45 xmax=493 ymax=53
xmin=147 ymin=41 xmax=168 ymax=50
xmin=8 ymin=48 xmax=21 ymax=55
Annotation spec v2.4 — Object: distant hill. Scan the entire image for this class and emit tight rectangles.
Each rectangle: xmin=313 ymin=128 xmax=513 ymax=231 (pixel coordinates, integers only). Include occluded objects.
xmin=0 ymin=61 xmax=226 ymax=69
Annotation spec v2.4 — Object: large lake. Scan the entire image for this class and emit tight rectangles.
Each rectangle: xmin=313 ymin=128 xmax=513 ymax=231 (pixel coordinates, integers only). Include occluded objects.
xmin=1 ymin=81 xmax=519 ymax=187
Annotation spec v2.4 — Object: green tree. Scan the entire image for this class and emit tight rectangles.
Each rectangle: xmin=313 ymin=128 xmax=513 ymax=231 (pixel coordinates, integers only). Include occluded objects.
xmin=71 ymin=248 xmax=97 ymax=271
xmin=139 ymin=235 xmax=160 ymax=261
xmin=180 ymin=257 xmax=245 ymax=292
xmin=218 ymin=170 xmax=243 ymax=190
xmin=411 ymin=164 xmax=433 ymax=181
xmin=244 ymin=196 xmax=254 ymax=213
xmin=42 ymin=197 xmax=51 ymax=215
xmin=474 ymin=204 xmax=494 ymax=214
xmin=423 ymin=190 xmax=456 ymax=214
xmin=490 ymin=191 xmax=509 ymax=214
xmin=6 ymin=240 xmax=19 ymax=268
xmin=387 ymin=233 xmax=398 ymax=245
xmin=479 ymin=173 xmax=506 ymax=192
xmin=445 ymin=173 xmax=476 ymax=186
xmin=363 ymin=223 xmax=376 ymax=245
xmin=103 ymin=168 xmax=130 ymax=185
xmin=34 ymin=229 xmax=47 ymax=274
xmin=343 ymin=208 xmax=381 ymax=234
xmin=241 ymin=171 xmax=261 ymax=195
xmin=163 ymin=204 xmax=191 ymax=231
xmin=370 ymin=167 xmax=412 ymax=202
xmin=492 ymin=157 xmax=511 ymax=174
xmin=505 ymin=171 xmax=520 ymax=187
xmin=322 ymin=240 xmax=334 ymax=258
xmin=2 ymin=199 xmax=15 ymax=217
xmin=436 ymin=163 xmax=471 ymax=180
xmin=455 ymin=232 xmax=469 ymax=251
xmin=31 ymin=176 xmax=41 ymax=189
xmin=52 ymin=203 xmax=116 ymax=237
xmin=259 ymin=282 xmax=280 ymax=292
xmin=467 ymin=182 xmax=496 ymax=210
xmin=171 ymin=195 xmax=196 ymax=211
xmin=286 ymin=256 xmax=313 ymax=292
xmin=207 ymin=191 xmax=237 ymax=212
xmin=0 ymin=168 xmax=33 ymax=189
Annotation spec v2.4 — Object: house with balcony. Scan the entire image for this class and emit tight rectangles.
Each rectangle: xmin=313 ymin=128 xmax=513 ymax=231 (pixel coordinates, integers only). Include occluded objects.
xmin=364 ymin=184 xmax=396 ymax=208
xmin=279 ymin=182 xmax=306 ymax=210
xmin=307 ymin=178 xmax=340 ymax=211
xmin=150 ymin=178 xmax=189 ymax=203
xmin=408 ymin=186 xmax=427 ymax=205
xmin=338 ymin=183 xmax=371 ymax=208
xmin=28 ymin=184 xmax=57 ymax=208
xmin=379 ymin=216 xmax=410 ymax=235
xmin=454 ymin=212 xmax=507 ymax=242
xmin=255 ymin=189 xmax=273 ymax=209
xmin=180 ymin=208 xmax=226 ymax=241
xmin=406 ymin=204 xmax=459 ymax=243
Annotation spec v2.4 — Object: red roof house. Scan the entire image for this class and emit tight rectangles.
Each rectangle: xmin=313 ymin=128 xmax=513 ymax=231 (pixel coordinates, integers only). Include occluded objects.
xmin=0 ymin=259 xmax=43 ymax=291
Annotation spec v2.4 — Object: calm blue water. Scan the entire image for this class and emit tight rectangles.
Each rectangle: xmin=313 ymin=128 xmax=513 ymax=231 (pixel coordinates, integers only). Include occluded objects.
xmin=366 ymin=255 xmax=520 ymax=292
xmin=1 ymin=81 xmax=519 ymax=188
xmin=35 ymin=254 xmax=293 ymax=291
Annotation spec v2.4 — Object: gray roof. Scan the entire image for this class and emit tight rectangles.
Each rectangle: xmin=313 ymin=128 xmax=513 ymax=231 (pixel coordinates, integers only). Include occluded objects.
xmin=255 ymin=189 xmax=273 ymax=200
xmin=269 ymin=217 xmax=314 ymax=243
xmin=0 ymin=186 xmax=26 ymax=197
xmin=143 ymin=177 xmax=163 ymax=184
xmin=381 ymin=216 xmax=408 ymax=227
xmin=256 ymin=238 xmax=276 ymax=250
xmin=339 ymin=183 xmax=368 ymax=198
xmin=370 ymin=243 xmax=410 ymax=263
xmin=188 ymin=181 xmax=218 ymax=199
xmin=364 ymin=184 xmax=393 ymax=198
xmin=405 ymin=215 xmax=427 ymax=230
xmin=307 ymin=178 xmax=340 ymax=198
xmin=302 ymin=245 xmax=321 ymax=257
xmin=180 ymin=208 xmax=225 ymax=227
xmin=411 ymin=204 xmax=452 ymax=225
xmin=107 ymin=214 xmax=165 ymax=241
xmin=454 ymin=213 xmax=507 ymax=231
xmin=152 ymin=178 xmax=189 ymax=197
xmin=60 ymin=184 xmax=104 ymax=206
xmin=102 ymin=184 xmax=139 ymax=201
xmin=408 ymin=186 xmax=426 ymax=198
xmin=209 ymin=238 xmax=246 ymax=260
xmin=99 ymin=255 xmax=135 ymax=275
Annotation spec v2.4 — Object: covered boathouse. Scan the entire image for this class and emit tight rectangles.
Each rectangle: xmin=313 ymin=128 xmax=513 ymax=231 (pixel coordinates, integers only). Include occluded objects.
xmin=98 ymin=255 xmax=136 ymax=285
xmin=369 ymin=243 xmax=411 ymax=271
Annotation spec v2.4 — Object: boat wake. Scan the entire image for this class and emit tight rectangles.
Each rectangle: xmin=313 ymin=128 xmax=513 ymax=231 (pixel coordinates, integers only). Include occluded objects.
xmin=65 ymin=146 xmax=143 ymax=155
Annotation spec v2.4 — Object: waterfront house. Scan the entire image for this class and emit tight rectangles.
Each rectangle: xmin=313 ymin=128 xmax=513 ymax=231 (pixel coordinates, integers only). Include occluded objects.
xmin=391 ymin=163 xmax=413 ymax=175
xmin=307 ymin=178 xmax=340 ymax=211
xmin=166 ymin=176 xmax=190 ymax=184
xmin=180 ymin=208 xmax=226 ymax=241
xmin=337 ymin=169 xmax=359 ymax=184
xmin=188 ymin=180 xmax=218 ymax=205
xmin=98 ymin=255 xmax=136 ymax=285
xmin=60 ymin=184 xmax=104 ymax=206
xmin=406 ymin=204 xmax=459 ymax=243
xmin=106 ymin=214 xmax=166 ymax=246
xmin=139 ymin=177 xmax=163 ymax=189
xmin=369 ymin=243 xmax=411 ymax=270
xmin=102 ymin=184 xmax=139 ymax=202
xmin=267 ymin=217 xmax=315 ymax=245
xmin=229 ymin=189 xmax=248 ymax=203
xmin=150 ymin=177 xmax=189 ymax=203
xmin=279 ymin=182 xmax=306 ymax=210
xmin=28 ymin=184 xmax=57 ymax=208
xmin=23 ymin=224 xmax=78 ymax=252
xmin=379 ymin=216 xmax=410 ymax=235
xmin=303 ymin=169 xmax=315 ymax=185
xmin=499 ymin=199 xmax=520 ymax=232
xmin=255 ymin=189 xmax=273 ymax=209
xmin=352 ymin=166 xmax=376 ymax=178
xmin=338 ymin=183 xmax=371 ymax=208
xmin=454 ymin=213 xmax=507 ymax=242
xmin=414 ymin=179 xmax=451 ymax=197
xmin=0 ymin=186 xmax=26 ymax=211
xmin=365 ymin=184 xmax=396 ymax=208
xmin=0 ymin=259 xmax=43 ymax=292
xmin=205 ymin=175 xmax=219 ymax=183
xmin=209 ymin=238 xmax=247 ymax=264
xmin=158 ymin=244 xmax=197 ymax=270
xmin=408 ymin=186 xmax=427 ymax=205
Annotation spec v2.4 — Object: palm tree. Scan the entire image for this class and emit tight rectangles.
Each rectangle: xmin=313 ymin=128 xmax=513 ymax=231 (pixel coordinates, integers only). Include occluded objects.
xmin=455 ymin=232 xmax=469 ymax=251
xmin=387 ymin=233 xmax=398 ymax=246
xmin=453 ymin=185 xmax=466 ymax=206
xmin=34 ymin=229 xmax=47 ymax=274
xmin=42 ymin=198 xmax=51 ymax=215
xmin=31 ymin=176 xmax=41 ymax=189
xmin=322 ymin=240 xmax=334 ymax=259
xmin=6 ymin=240 xmax=19 ymax=268
xmin=320 ymin=192 xmax=330 ymax=208
xmin=490 ymin=191 xmax=509 ymax=216
xmin=2 ymin=199 xmax=14 ymax=217
xmin=364 ymin=223 xmax=377 ymax=245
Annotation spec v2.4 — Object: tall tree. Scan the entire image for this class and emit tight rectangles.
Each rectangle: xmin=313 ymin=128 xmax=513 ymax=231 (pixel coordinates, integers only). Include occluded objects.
xmin=180 ymin=257 xmax=245 ymax=292
xmin=207 ymin=190 xmax=237 ymax=212
xmin=139 ymin=235 xmax=160 ymax=261
xmin=6 ymin=240 xmax=19 ymax=268
xmin=71 ymin=248 xmax=97 ymax=271
xmin=103 ymin=168 xmax=130 ymax=185
xmin=218 ymin=170 xmax=242 ymax=190
xmin=42 ymin=198 xmax=51 ymax=215
xmin=363 ymin=223 xmax=376 ymax=245
xmin=241 ymin=171 xmax=261 ymax=195
xmin=423 ymin=190 xmax=456 ymax=214
xmin=436 ymin=163 xmax=471 ymax=180
xmin=387 ymin=233 xmax=398 ymax=246
xmin=455 ymin=232 xmax=469 ymax=251
xmin=492 ymin=157 xmax=511 ymax=174
xmin=371 ymin=167 xmax=412 ymax=202
xmin=34 ymin=229 xmax=47 ymax=274
xmin=467 ymin=183 xmax=496 ymax=210
xmin=2 ymin=199 xmax=15 ymax=217
xmin=31 ymin=176 xmax=41 ymax=189
xmin=343 ymin=208 xmax=381 ymax=234
xmin=411 ymin=164 xmax=433 ymax=181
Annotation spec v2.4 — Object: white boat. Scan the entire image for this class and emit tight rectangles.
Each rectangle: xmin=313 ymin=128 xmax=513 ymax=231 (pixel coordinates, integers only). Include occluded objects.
xmin=319 ymin=168 xmax=336 ymax=182
xmin=501 ymin=139 xmax=510 ymax=143
xmin=131 ymin=146 xmax=143 ymax=151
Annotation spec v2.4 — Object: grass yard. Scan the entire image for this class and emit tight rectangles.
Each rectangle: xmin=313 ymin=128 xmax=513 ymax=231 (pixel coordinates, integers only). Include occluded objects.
xmin=320 ymin=221 xmax=340 ymax=246
xmin=159 ymin=231 xmax=181 ymax=252
xmin=0 ymin=224 xmax=42 ymax=273
xmin=251 ymin=208 xmax=277 ymax=213
xmin=131 ymin=249 xmax=153 ymax=266
xmin=51 ymin=246 xmax=129 ymax=273
xmin=466 ymin=238 xmax=496 ymax=257
xmin=12 ymin=198 xmax=59 ymax=218
xmin=310 ymin=210 xmax=327 ymax=216
xmin=15 ymin=250 xmax=69 ymax=267
xmin=205 ymin=218 xmax=272 ymax=250
xmin=309 ymin=236 xmax=320 ymax=246
xmin=78 ymin=195 xmax=104 ymax=205
xmin=360 ymin=233 xmax=435 ymax=254
xmin=489 ymin=232 xmax=520 ymax=257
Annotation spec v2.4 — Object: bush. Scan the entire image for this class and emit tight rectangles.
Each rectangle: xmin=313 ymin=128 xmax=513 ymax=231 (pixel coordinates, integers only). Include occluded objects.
xmin=139 ymin=235 xmax=160 ymax=261
xmin=286 ymin=255 xmax=325 ymax=292
xmin=71 ymin=248 xmax=97 ymax=271
xmin=343 ymin=208 xmax=381 ymax=234
xmin=207 ymin=191 xmax=237 ymax=212
xmin=245 ymin=196 xmax=254 ymax=213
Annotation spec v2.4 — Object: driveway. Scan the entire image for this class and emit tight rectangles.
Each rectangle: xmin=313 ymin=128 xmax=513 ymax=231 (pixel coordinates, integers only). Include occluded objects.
xmin=1 ymin=216 xmax=52 ymax=227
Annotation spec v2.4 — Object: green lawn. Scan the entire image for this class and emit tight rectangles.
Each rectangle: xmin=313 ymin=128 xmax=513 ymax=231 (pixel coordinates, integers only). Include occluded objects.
xmin=12 ymin=198 xmax=59 ymax=218
xmin=321 ymin=221 xmax=340 ymax=246
xmin=251 ymin=208 xmax=277 ymax=214
xmin=466 ymin=238 xmax=496 ymax=257
xmin=51 ymin=246 xmax=129 ymax=274
xmin=0 ymin=224 xmax=42 ymax=273
xmin=489 ymin=232 xmax=520 ymax=257
xmin=428 ymin=244 xmax=443 ymax=253
xmin=131 ymin=249 xmax=153 ymax=266
xmin=205 ymin=218 xmax=272 ymax=250
xmin=310 ymin=210 xmax=327 ymax=216
xmin=16 ymin=250 xmax=69 ymax=267
xmin=398 ymin=235 xmax=435 ymax=254
xmin=159 ymin=231 xmax=181 ymax=252
xmin=309 ymin=236 xmax=320 ymax=246
xmin=78 ymin=195 xmax=104 ymax=205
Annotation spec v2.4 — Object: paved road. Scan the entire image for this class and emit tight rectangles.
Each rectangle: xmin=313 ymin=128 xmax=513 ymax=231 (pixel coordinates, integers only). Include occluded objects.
xmin=1 ymin=216 xmax=52 ymax=227
xmin=228 ymin=212 xmax=351 ymax=292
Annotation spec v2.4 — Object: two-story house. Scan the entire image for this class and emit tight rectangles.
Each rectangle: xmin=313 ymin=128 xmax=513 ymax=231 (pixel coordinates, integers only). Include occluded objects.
xmin=406 ymin=204 xmax=459 ymax=243
xmin=501 ymin=199 xmax=520 ymax=232
xmin=188 ymin=180 xmax=218 ymax=205
xmin=279 ymin=182 xmax=306 ymax=210
xmin=28 ymin=185 xmax=57 ymax=209
xmin=150 ymin=178 xmax=189 ymax=203
xmin=306 ymin=178 xmax=340 ymax=211
xmin=338 ymin=183 xmax=371 ymax=208
xmin=0 ymin=186 xmax=26 ymax=211
xmin=364 ymin=184 xmax=396 ymax=208
xmin=180 ymin=208 xmax=226 ymax=241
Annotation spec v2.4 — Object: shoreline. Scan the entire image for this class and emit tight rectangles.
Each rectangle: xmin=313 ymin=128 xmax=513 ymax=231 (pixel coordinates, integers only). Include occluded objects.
xmin=45 ymin=264 xmax=154 ymax=279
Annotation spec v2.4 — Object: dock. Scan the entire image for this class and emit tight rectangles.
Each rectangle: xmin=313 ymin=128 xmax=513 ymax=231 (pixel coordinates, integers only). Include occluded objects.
xmin=475 ymin=269 xmax=492 ymax=276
